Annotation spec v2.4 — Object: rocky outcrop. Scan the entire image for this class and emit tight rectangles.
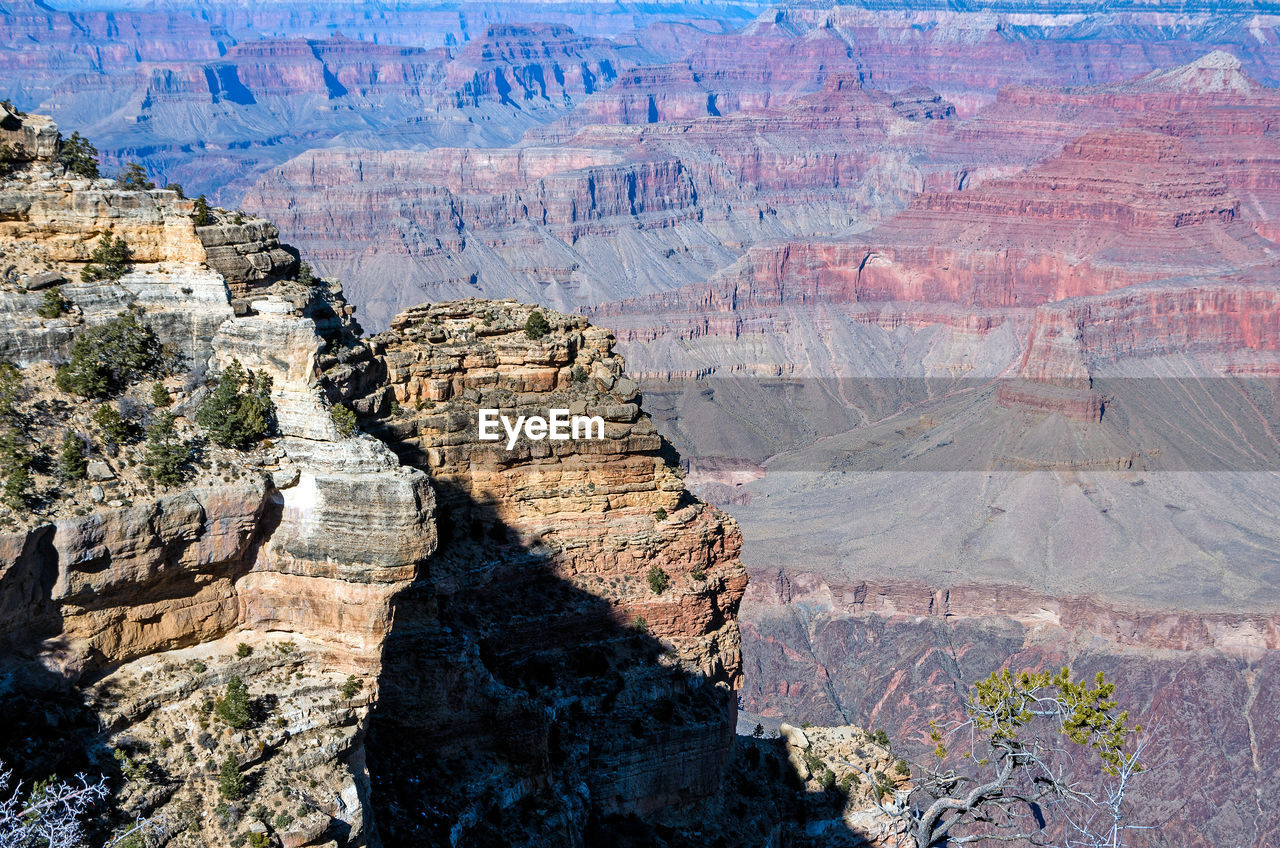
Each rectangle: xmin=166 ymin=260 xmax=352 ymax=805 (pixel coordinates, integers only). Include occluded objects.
xmin=0 ymin=120 xmax=762 ymax=848
xmin=318 ymin=299 xmax=750 ymax=844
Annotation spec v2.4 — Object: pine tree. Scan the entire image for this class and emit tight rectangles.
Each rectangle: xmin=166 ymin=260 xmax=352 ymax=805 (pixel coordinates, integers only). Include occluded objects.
xmin=116 ymin=162 xmax=154 ymax=191
xmin=524 ymin=310 xmax=550 ymax=340
xmin=36 ymin=287 xmax=66 ymax=319
xmin=150 ymin=381 xmax=170 ymax=408
xmin=0 ymin=427 xmax=32 ymax=511
xmin=192 ymin=194 xmax=213 ymax=226
xmin=58 ymin=432 xmax=87 ymax=481
xmin=215 ymin=676 xmax=252 ymax=729
xmin=58 ymin=131 xmax=99 ymax=179
xmin=80 ymin=233 xmax=132 ymax=282
xmin=196 ymin=359 xmax=275 ymax=449
xmin=142 ymin=412 xmax=190 ymax=486
xmin=55 ymin=311 xmax=162 ymax=398
xmin=218 ymin=752 xmax=245 ymax=800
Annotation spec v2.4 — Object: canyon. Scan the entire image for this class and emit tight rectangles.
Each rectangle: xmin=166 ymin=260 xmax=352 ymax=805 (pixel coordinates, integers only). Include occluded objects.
xmin=6 ymin=3 xmax=1280 ymax=846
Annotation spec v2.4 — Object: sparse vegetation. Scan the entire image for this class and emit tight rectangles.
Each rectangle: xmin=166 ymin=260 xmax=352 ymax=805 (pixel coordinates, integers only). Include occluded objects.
xmin=653 ymin=507 xmax=667 ymax=521
xmin=236 ymin=642 xmax=252 ymax=658
xmin=142 ymin=412 xmax=191 ymax=486
xmin=79 ymin=233 xmax=133 ymax=283
xmin=331 ymin=404 xmax=357 ymax=438
xmin=36 ymin=287 xmax=67 ymax=319
xmin=646 ymin=565 xmax=670 ymax=595
xmin=58 ymin=131 xmax=99 ymax=178
xmin=150 ymin=381 xmax=170 ymax=407
xmin=689 ymin=565 xmax=706 ymax=581
xmin=116 ymin=162 xmax=155 ymax=191
xmin=524 ymin=310 xmax=550 ymax=340
xmin=163 ymin=182 xmax=184 ymax=198
xmin=196 ymin=359 xmax=275 ymax=448
xmin=340 ymin=675 xmax=362 ymax=699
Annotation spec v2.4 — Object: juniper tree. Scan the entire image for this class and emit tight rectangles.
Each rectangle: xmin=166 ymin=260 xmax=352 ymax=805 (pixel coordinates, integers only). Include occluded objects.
xmin=195 ymin=359 xmax=275 ymax=448
xmin=142 ymin=412 xmax=190 ymax=486
xmin=80 ymin=233 xmax=132 ymax=282
xmin=215 ymin=675 xmax=252 ymax=729
xmin=524 ymin=309 xmax=550 ymax=340
xmin=55 ymin=311 xmax=162 ymax=398
xmin=847 ymin=666 xmax=1149 ymax=848
xmin=192 ymin=194 xmax=213 ymax=226
xmin=58 ymin=131 xmax=99 ymax=178
xmin=116 ymin=162 xmax=154 ymax=191
xmin=58 ymin=431 xmax=87 ymax=481
xmin=36 ymin=287 xmax=67 ymax=319
xmin=218 ymin=752 xmax=245 ymax=800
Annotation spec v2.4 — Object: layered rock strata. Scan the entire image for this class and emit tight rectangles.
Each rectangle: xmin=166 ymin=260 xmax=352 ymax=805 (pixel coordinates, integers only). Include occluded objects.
xmin=0 ymin=113 xmax=760 ymax=848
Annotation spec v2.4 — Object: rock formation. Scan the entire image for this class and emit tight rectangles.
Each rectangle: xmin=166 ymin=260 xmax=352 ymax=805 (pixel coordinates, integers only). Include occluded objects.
xmin=0 ymin=111 xmax=825 ymax=848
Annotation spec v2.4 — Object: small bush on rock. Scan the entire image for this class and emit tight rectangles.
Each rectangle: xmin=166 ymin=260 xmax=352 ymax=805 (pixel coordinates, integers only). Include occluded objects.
xmin=331 ymin=404 xmax=357 ymax=438
xmin=646 ymin=565 xmax=670 ymax=595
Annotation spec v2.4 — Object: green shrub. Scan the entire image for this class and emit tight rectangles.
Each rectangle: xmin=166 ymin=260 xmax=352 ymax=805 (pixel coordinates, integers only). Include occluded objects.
xmin=196 ymin=359 xmax=275 ymax=449
xmin=142 ymin=412 xmax=191 ymax=486
xmin=236 ymin=642 xmax=252 ymax=658
xmin=92 ymin=403 xmax=130 ymax=445
xmin=247 ymin=834 xmax=269 ymax=848
xmin=819 ymin=767 xmax=837 ymax=791
xmin=653 ymin=507 xmax=667 ymax=521
xmin=59 ymin=131 xmax=99 ymax=178
xmin=870 ymin=729 xmax=890 ymax=747
xmin=894 ymin=759 xmax=910 ymax=776
xmin=632 ymin=615 xmax=648 ymax=633
xmin=116 ymin=162 xmax=154 ymax=191
xmin=150 ymin=381 xmax=170 ymax=407
xmin=296 ymin=262 xmax=315 ymax=285
xmin=79 ymin=233 xmax=133 ymax=283
xmin=0 ymin=361 xmax=21 ymax=422
xmin=58 ymin=431 xmax=87 ymax=481
xmin=273 ymin=811 xmax=294 ymax=829
xmin=36 ymin=287 xmax=67 ymax=319
xmin=646 ymin=565 xmax=670 ymax=595
xmin=689 ymin=565 xmax=706 ymax=581
xmin=1 ymin=459 xmax=32 ymax=510
xmin=331 ymin=404 xmax=357 ymax=438
xmin=340 ymin=675 xmax=362 ymax=699
xmin=191 ymin=660 xmax=207 ymax=674
xmin=571 ymin=365 xmax=587 ymax=383
xmin=215 ymin=675 xmax=252 ymax=729
xmin=218 ymin=752 xmax=245 ymax=799
xmin=163 ymin=182 xmax=184 ymax=198
xmin=192 ymin=195 xmax=213 ymax=226
xmin=524 ymin=310 xmax=550 ymax=340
